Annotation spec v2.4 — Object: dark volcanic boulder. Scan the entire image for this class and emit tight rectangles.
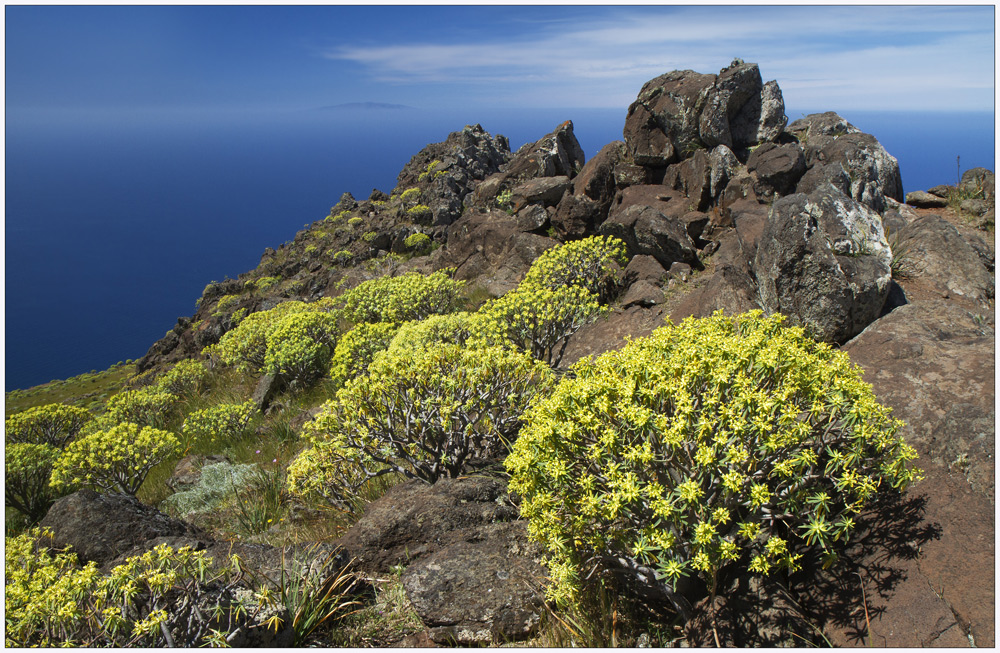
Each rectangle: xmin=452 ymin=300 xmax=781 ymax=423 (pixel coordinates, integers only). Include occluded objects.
xmin=623 ymin=61 xmax=786 ymax=167
xmin=837 ymin=300 xmax=995 ymax=647
xmin=441 ymin=209 xmax=558 ymax=295
xmin=473 ymin=120 xmax=585 ymax=204
xmin=753 ymin=187 xmax=892 ymax=343
xmin=40 ymin=490 xmax=203 ymax=565
xmin=510 ymin=175 xmax=572 ymax=210
xmin=333 ymin=475 xmax=547 ymax=645
xmin=573 ymin=140 xmax=623 ymax=206
xmin=600 ymin=201 xmax=698 ymax=270
xmin=746 ymin=142 xmax=807 ymax=196
xmin=401 ymin=522 xmax=545 ymax=645
xmin=788 ymin=112 xmax=902 ymax=212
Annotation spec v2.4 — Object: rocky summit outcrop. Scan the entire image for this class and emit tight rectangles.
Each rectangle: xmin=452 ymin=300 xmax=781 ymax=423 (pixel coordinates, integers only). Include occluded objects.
xmin=102 ymin=61 xmax=993 ymax=647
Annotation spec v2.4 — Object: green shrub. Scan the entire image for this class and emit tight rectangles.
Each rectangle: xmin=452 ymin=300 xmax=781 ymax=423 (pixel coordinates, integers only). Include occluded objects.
xmin=51 ymin=423 xmax=181 ymax=496
xmin=507 ymin=310 xmax=922 ymax=610
xmin=5 ymin=403 xmax=92 ymax=447
xmin=255 ymin=276 xmax=281 ymax=291
xmin=263 ymin=310 xmax=340 ymax=384
xmin=206 ymin=301 xmax=324 ymax=375
xmin=386 ymin=312 xmax=472 ymax=355
xmin=5 ymin=530 xmax=250 ymax=647
xmin=180 ymin=401 xmax=257 ymax=451
xmin=335 ymin=270 xmax=466 ymax=326
xmin=522 ymin=235 xmax=628 ymax=301
xmin=213 ymin=294 xmax=242 ymax=316
xmin=5 ymin=443 xmax=66 ymax=522
xmin=302 ymin=344 xmax=554 ymax=488
xmin=403 ymin=232 xmax=431 ymax=252
xmin=399 ymin=187 xmax=421 ymax=203
xmin=468 ymin=284 xmax=607 ymax=367
xmin=348 ymin=217 xmax=364 ymax=228
xmin=154 ymin=359 xmax=208 ymax=396
xmin=103 ymin=387 xmax=179 ymax=429
xmin=406 ymin=205 xmax=433 ymax=221
xmin=328 ymin=322 xmax=400 ymax=388
xmin=362 ymin=230 xmax=378 ymax=243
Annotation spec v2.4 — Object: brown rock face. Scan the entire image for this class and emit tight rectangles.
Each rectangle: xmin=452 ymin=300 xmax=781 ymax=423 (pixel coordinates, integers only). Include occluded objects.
xmin=836 ymin=300 xmax=995 ymax=647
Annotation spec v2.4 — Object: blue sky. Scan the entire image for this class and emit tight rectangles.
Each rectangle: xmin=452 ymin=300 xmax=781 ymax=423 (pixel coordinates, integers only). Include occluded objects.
xmin=5 ymin=5 xmax=995 ymax=114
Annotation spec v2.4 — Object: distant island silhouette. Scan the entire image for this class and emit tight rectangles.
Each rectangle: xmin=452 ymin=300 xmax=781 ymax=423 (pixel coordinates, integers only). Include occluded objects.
xmin=319 ymin=102 xmax=416 ymax=111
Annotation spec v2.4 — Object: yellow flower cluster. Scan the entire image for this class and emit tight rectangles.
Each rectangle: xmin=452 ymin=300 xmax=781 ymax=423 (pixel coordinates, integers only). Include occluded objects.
xmin=180 ymin=400 xmax=257 ymax=451
xmin=5 ymin=403 xmax=92 ymax=448
xmin=506 ymin=310 xmax=922 ymax=607
xmin=6 ymin=531 xmax=246 ymax=647
xmin=328 ymin=322 xmax=400 ymax=389
xmin=298 ymin=344 xmax=554 ymax=496
xmin=521 ymin=235 xmax=628 ymax=300
xmin=50 ymin=422 xmax=180 ymax=495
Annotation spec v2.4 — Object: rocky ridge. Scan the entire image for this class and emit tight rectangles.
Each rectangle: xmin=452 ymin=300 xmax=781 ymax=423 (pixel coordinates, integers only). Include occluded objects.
xmin=44 ymin=60 xmax=994 ymax=646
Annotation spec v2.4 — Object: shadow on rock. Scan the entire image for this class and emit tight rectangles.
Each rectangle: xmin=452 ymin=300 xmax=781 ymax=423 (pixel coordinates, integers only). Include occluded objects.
xmin=686 ymin=490 xmax=941 ymax=646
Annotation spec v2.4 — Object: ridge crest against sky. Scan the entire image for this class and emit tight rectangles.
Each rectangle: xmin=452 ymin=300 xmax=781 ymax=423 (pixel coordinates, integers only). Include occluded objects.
xmin=6 ymin=5 xmax=995 ymax=113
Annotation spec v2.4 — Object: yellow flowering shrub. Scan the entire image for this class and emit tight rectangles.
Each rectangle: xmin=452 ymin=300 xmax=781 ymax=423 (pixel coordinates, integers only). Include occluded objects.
xmin=263 ymin=310 xmax=340 ymax=384
xmin=154 ymin=359 xmax=208 ymax=396
xmin=300 ymin=344 xmax=554 ymax=491
xmin=50 ymin=423 xmax=181 ymax=496
xmin=328 ymin=322 xmax=400 ymax=389
xmin=205 ymin=300 xmax=328 ymax=374
xmin=403 ymin=232 xmax=432 ymax=252
xmin=468 ymin=284 xmax=607 ymax=367
xmin=5 ymin=402 xmax=92 ymax=447
xmin=5 ymin=443 xmax=66 ymax=522
xmin=506 ymin=310 xmax=922 ymax=610
xmin=521 ymin=235 xmax=628 ymax=301
xmin=6 ymin=531 xmax=248 ymax=647
xmin=334 ymin=270 xmax=465 ymax=326
xmin=386 ymin=312 xmax=472 ymax=355
xmin=180 ymin=401 xmax=257 ymax=451
xmin=103 ymin=387 xmax=180 ymax=429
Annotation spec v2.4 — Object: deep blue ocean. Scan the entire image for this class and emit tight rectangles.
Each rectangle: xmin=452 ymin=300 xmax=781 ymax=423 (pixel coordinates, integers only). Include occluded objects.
xmin=5 ymin=107 xmax=994 ymax=390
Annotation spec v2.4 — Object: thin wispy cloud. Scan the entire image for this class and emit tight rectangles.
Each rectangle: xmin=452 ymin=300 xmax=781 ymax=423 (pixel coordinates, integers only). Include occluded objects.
xmin=325 ymin=6 xmax=994 ymax=111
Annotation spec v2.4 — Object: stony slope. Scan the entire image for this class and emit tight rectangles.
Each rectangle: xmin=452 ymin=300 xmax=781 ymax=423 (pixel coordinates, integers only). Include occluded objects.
xmin=40 ymin=60 xmax=995 ymax=646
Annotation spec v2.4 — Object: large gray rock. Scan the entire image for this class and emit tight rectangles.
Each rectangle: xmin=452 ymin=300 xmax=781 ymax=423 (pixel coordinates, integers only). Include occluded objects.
xmin=906 ymin=190 xmax=949 ymax=208
xmin=623 ymin=62 xmax=786 ymax=167
xmin=788 ymin=112 xmax=902 ymax=212
xmin=401 ymin=522 xmax=545 ymax=645
xmin=600 ymin=202 xmax=699 ymax=270
xmin=753 ymin=187 xmax=892 ymax=343
xmin=39 ymin=490 xmax=203 ymax=566
xmin=893 ymin=213 xmax=994 ymax=301
xmin=394 ymin=124 xmax=511 ymax=227
xmin=473 ymin=121 xmax=585 ymax=204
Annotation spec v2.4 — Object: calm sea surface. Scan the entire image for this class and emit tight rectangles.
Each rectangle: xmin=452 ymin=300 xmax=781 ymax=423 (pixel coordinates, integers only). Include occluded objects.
xmin=5 ymin=107 xmax=994 ymax=390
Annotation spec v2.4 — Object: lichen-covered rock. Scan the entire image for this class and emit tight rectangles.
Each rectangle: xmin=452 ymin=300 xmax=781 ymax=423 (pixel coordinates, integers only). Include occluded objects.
xmin=473 ymin=120 xmax=585 ymax=204
xmin=788 ymin=112 xmax=902 ymax=212
xmin=753 ymin=187 xmax=892 ymax=342
xmin=906 ymin=190 xmax=949 ymax=208
xmin=623 ymin=62 xmax=785 ymax=167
